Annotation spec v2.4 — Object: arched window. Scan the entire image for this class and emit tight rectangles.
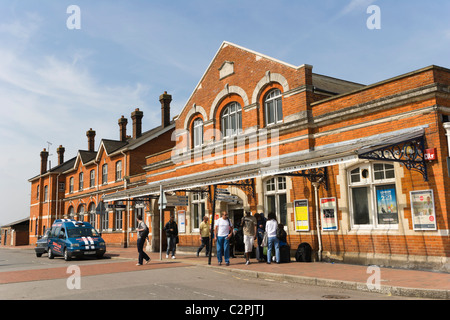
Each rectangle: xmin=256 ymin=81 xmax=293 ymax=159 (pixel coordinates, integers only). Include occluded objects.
xmin=78 ymin=204 xmax=85 ymax=221
xmin=90 ymin=169 xmax=95 ymax=188
xmin=192 ymin=118 xmax=204 ymax=147
xmin=264 ymin=89 xmax=283 ymax=125
xmin=102 ymin=164 xmax=108 ymax=185
xmin=68 ymin=206 xmax=75 ymax=218
xmin=79 ymin=172 xmax=84 ymax=191
xmin=89 ymin=202 xmax=97 ymax=228
xmin=221 ymin=102 xmax=242 ymax=137
xmin=265 ymin=177 xmax=287 ymax=225
xmin=116 ymin=161 xmax=122 ymax=181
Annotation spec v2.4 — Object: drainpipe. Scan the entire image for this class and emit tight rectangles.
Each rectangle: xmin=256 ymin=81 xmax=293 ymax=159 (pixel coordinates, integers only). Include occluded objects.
xmin=312 ymin=180 xmax=323 ymax=262
xmin=121 ymin=150 xmax=129 ymax=248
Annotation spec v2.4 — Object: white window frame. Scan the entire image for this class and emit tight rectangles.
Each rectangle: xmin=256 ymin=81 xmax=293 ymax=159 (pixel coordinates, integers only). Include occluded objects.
xmin=221 ymin=102 xmax=242 ymax=138
xmin=102 ymin=164 xmax=108 ymax=185
xmin=116 ymin=161 xmax=122 ymax=181
xmin=193 ymin=118 xmax=204 ymax=148
xmin=264 ymin=177 xmax=287 ymax=226
xmin=264 ymin=89 xmax=283 ymax=126
xmin=348 ymin=162 xmax=399 ymax=230
xmin=191 ymin=192 xmax=206 ymax=232
xmin=90 ymin=169 xmax=95 ymax=188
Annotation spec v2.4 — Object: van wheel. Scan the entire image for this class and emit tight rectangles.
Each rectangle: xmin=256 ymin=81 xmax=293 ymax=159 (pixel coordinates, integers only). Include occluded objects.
xmin=64 ymin=248 xmax=71 ymax=261
xmin=48 ymin=248 xmax=54 ymax=259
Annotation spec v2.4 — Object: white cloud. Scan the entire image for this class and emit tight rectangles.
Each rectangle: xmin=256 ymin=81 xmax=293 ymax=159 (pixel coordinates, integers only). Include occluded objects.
xmin=0 ymin=16 xmax=151 ymax=226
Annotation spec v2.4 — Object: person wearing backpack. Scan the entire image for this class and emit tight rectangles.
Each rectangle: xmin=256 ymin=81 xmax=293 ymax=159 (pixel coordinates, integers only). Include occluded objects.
xmin=136 ymin=214 xmax=150 ymax=266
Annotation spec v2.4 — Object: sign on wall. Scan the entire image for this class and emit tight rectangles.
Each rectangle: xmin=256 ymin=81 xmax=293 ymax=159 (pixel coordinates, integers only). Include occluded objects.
xmin=320 ymin=197 xmax=338 ymax=231
xmin=294 ymin=200 xmax=309 ymax=232
xmin=177 ymin=210 xmax=186 ymax=233
xmin=410 ymin=190 xmax=437 ymax=231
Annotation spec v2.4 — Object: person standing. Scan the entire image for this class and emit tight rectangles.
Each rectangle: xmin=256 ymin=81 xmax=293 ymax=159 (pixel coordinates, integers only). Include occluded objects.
xmin=136 ymin=214 xmax=150 ymax=266
xmin=214 ymin=211 xmax=233 ymax=266
xmin=164 ymin=215 xmax=178 ymax=259
xmin=266 ymin=212 xmax=280 ymax=264
xmin=241 ymin=211 xmax=257 ymax=265
xmin=197 ymin=215 xmax=210 ymax=257
xmin=256 ymin=212 xmax=267 ymax=262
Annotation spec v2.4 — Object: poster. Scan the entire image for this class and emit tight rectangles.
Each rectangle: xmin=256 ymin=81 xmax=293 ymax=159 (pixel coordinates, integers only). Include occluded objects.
xmin=320 ymin=198 xmax=338 ymax=231
xmin=410 ymin=190 xmax=437 ymax=231
xmin=294 ymin=199 xmax=309 ymax=232
xmin=375 ymin=185 xmax=399 ymax=225
xmin=178 ymin=210 xmax=186 ymax=233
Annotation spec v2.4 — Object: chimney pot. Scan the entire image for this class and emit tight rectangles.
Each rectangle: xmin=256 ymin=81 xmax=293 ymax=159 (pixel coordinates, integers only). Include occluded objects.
xmin=40 ymin=148 xmax=49 ymax=175
xmin=118 ymin=116 xmax=128 ymax=142
xmin=159 ymin=91 xmax=172 ymax=128
xmin=131 ymin=108 xmax=144 ymax=139
xmin=86 ymin=128 xmax=96 ymax=152
xmin=57 ymin=145 xmax=65 ymax=165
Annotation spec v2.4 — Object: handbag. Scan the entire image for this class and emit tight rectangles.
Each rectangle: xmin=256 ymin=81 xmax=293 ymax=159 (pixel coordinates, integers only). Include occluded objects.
xmin=261 ymin=231 xmax=268 ymax=247
xmin=176 ymin=236 xmax=179 ymax=244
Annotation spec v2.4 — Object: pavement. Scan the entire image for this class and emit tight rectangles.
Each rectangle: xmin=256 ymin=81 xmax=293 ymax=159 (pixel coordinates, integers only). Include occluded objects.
xmin=1 ymin=245 xmax=449 ymax=299
xmin=108 ymin=246 xmax=450 ymax=300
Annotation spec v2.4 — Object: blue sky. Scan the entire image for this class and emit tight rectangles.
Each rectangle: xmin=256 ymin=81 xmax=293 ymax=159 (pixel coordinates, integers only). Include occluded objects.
xmin=1 ymin=0 xmax=449 ymax=226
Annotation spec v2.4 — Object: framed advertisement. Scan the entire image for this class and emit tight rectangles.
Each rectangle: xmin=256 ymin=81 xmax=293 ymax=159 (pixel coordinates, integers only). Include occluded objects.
xmin=320 ymin=197 xmax=338 ymax=231
xmin=294 ymin=199 xmax=309 ymax=232
xmin=410 ymin=190 xmax=437 ymax=231
xmin=375 ymin=184 xmax=399 ymax=225
xmin=177 ymin=210 xmax=186 ymax=233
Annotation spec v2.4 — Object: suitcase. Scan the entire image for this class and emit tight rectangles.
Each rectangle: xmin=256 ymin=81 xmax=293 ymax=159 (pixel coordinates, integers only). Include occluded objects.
xmin=295 ymin=243 xmax=312 ymax=262
xmin=279 ymin=245 xmax=291 ymax=263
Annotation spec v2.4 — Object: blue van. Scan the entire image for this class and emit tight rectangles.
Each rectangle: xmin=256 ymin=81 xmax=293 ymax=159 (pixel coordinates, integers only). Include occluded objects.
xmin=48 ymin=219 xmax=106 ymax=261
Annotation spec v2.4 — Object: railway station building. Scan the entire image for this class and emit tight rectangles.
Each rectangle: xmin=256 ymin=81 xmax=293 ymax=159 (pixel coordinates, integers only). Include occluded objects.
xmin=30 ymin=42 xmax=450 ymax=271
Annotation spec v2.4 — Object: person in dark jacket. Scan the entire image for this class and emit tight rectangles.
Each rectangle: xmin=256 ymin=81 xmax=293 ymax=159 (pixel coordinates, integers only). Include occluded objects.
xmin=164 ymin=215 xmax=178 ymax=259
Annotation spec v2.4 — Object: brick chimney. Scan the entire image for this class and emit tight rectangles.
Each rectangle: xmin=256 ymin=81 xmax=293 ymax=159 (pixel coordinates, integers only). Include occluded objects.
xmin=159 ymin=91 xmax=172 ymax=128
xmin=40 ymin=148 xmax=49 ymax=175
xmin=86 ymin=128 xmax=96 ymax=152
xmin=57 ymin=145 xmax=65 ymax=165
xmin=118 ymin=116 xmax=128 ymax=142
xmin=131 ymin=108 xmax=143 ymax=139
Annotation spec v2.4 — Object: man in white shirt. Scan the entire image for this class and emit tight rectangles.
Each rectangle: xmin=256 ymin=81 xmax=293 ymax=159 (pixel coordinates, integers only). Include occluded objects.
xmin=214 ymin=211 xmax=233 ymax=266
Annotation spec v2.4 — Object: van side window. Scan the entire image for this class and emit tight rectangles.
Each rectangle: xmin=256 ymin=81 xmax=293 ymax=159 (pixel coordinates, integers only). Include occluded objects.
xmin=51 ymin=227 xmax=60 ymax=238
xmin=59 ymin=228 xmax=65 ymax=239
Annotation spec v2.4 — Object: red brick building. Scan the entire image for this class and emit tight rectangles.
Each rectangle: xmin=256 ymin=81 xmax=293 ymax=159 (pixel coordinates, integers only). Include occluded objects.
xmin=31 ymin=42 xmax=450 ymax=271
xmin=28 ymin=93 xmax=175 ymax=248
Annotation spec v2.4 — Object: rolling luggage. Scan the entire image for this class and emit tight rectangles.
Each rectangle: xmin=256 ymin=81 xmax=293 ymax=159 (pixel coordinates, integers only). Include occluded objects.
xmin=279 ymin=245 xmax=291 ymax=263
xmin=295 ymin=243 xmax=312 ymax=262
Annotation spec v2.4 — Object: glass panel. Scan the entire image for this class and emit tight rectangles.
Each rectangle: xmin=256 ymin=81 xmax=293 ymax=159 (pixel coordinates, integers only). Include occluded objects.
xmin=278 ymin=177 xmax=286 ymax=190
xmin=350 ymin=168 xmax=360 ymax=183
xmin=193 ymin=204 xmax=199 ymax=229
xmin=279 ymin=194 xmax=287 ymax=226
xmin=352 ymin=187 xmax=371 ymax=225
xmin=267 ymin=195 xmax=276 ymax=216
xmin=375 ymin=184 xmax=398 ymax=224
xmin=276 ymin=98 xmax=283 ymax=122
xmin=267 ymin=101 xmax=274 ymax=124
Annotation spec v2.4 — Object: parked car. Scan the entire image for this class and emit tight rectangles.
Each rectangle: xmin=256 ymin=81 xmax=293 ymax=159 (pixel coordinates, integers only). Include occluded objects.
xmin=47 ymin=219 xmax=106 ymax=261
xmin=35 ymin=228 xmax=51 ymax=257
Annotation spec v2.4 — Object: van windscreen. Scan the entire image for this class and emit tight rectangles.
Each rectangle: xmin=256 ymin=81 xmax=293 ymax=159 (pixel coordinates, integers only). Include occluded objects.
xmin=67 ymin=227 xmax=99 ymax=238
